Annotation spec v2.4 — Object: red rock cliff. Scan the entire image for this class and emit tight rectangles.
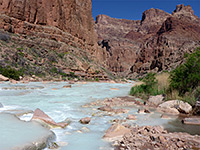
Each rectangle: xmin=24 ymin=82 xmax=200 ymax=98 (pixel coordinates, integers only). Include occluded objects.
xmin=95 ymin=4 xmax=200 ymax=78
xmin=0 ymin=0 xmax=97 ymax=50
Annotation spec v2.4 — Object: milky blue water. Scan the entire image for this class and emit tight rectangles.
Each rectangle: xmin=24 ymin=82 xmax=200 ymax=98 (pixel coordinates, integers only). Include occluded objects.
xmin=1 ymin=81 xmax=199 ymax=150
xmin=0 ymin=82 xmax=134 ymax=149
xmin=0 ymin=113 xmax=51 ymax=150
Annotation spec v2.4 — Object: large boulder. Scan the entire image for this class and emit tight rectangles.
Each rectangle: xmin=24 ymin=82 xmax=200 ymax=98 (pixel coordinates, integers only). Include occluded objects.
xmin=103 ymin=124 xmax=130 ymax=140
xmin=148 ymin=95 xmax=164 ymax=106
xmin=0 ymin=74 xmax=9 ymax=81
xmin=159 ymin=100 xmax=192 ymax=114
xmin=31 ymin=108 xmax=69 ymax=128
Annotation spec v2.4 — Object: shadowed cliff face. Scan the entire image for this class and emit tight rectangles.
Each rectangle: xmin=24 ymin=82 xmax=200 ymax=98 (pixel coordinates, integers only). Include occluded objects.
xmin=95 ymin=4 xmax=200 ymax=78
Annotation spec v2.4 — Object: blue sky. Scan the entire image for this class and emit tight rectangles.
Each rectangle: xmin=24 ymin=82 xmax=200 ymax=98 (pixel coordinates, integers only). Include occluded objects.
xmin=92 ymin=0 xmax=200 ymax=21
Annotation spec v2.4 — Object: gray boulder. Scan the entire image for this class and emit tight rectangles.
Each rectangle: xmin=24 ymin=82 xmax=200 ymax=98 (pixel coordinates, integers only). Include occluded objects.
xmin=159 ymin=100 xmax=192 ymax=114
xmin=148 ymin=95 xmax=164 ymax=106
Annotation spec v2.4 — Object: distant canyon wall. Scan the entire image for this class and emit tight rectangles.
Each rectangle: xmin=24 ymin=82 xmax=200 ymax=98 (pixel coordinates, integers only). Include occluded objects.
xmin=95 ymin=4 xmax=200 ymax=78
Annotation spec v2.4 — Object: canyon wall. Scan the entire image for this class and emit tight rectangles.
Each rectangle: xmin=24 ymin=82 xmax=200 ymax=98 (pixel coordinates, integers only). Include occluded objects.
xmin=95 ymin=4 xmax=200 ymax=78
xmin=0 ymin=0 xmax=97 ymax=51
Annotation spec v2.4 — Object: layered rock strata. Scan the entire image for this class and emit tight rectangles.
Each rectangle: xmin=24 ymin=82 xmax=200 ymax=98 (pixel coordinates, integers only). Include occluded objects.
xmin=0 ymin=0 xmax=109 ymax=80
xmin=95 ymin=4 xmax=200 ymax=78
xmin=0 ymin=0 xmax=97 ymax=51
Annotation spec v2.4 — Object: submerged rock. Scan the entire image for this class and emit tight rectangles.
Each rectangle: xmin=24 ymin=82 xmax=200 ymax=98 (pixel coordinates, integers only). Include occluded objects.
xmin=0 ymin=113 xmax=56 ymax=150
xmin=80 ymin=117 xmax=91 ymax=124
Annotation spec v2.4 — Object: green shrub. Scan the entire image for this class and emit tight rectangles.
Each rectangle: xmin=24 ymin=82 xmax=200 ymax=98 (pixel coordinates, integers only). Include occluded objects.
xmin=130 ymin=84 xmax=146 ymax=95
xmin=129 ymin=72 xmax=165 ymax=99
xmin=143 ymin=72 xmax=157 ymax=87
xmin=50 ymin=67 xmax=58 ymax=74
xmin=0 ymin=66 xmax=23 ymax=80
xmin=169 ymin=48 xmax=200 ymax=95
xmin=18 ymin=52 xmax=24 ymax=57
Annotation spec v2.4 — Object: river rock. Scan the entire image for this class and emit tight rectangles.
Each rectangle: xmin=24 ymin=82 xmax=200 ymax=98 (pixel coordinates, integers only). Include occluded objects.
xmin=137 ymin=108 xmax=150 ymax=113
xmin=32 ymin=108 xmax=69 ymax=128
xmin=98 ymin=105 xmax=113 ymax=112
xmin=114 ymin=108 xmax=129 ymax=114
xmin=103 ymin=124 xmax=130 ymax=140
xmin=0 ymin=102 xmax=3 ymax=108
xmin=127 ymin=114 xmax=137 ymax=120
xmin=148 ymin=95 xmax=164 ymax=106
xmin=182 ymin=117 xmax=200 ymax=125
xmin=0 ymin=74 xmax=9 ymax=81
xmin=159 ymin=100 xmax=192 ymax=114
xmin=63 ymin=85 xmax=72 ymax=88
xmin=80 ymin=117 xmax=91 ymax=124
xmin=10 ymin=79 xmax=18 ymax=84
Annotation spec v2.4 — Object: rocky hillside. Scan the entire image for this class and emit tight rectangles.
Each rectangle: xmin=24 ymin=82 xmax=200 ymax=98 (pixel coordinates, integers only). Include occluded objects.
xmin=0 ymin=0 xmax=109 ymax=81
xmin=95 ymin=4 xmax=200 ymax=78
xmin=0 ymin=2 xmax=199 ymax=81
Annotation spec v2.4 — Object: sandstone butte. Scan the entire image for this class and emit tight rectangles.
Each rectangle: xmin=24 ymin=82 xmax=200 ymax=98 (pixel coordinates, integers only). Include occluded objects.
xmin=0 ymin=1 xmax=200 ymax=79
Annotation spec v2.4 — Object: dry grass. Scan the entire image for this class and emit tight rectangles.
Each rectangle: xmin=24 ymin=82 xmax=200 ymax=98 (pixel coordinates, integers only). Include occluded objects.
xmin=155 ymin=72 xmax=182 ymax=100
xmin=155 ymin=72 xmax=170 ymax=91
xmin=132 ymin=81 xmax=144 ymax=87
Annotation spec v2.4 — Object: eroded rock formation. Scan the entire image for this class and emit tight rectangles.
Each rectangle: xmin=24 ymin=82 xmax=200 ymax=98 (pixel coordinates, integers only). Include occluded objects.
xmin=95 ymin=4 xmax=200 ymax=78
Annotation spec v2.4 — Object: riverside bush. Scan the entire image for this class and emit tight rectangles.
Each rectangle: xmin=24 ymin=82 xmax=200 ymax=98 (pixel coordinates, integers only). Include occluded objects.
xmin=169 ymin=48 xmax=200 ymax=95
xmin=0 ymin=66 xmax=23 ymax=80
xmin=130 ymin=72 xmax=165 ymax=99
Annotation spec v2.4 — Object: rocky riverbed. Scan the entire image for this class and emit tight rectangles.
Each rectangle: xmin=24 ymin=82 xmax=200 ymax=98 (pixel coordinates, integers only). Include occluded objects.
xmin=1 ymin=81 xmax=200 ymax=150
xmin=84 ymin=95 xmax=200 ymax=149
